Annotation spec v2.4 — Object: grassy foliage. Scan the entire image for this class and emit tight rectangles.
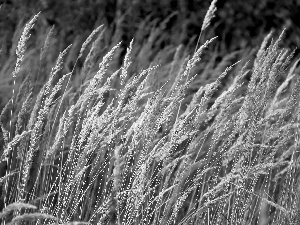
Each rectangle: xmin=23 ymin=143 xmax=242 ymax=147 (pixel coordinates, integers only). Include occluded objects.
xmin=1 ymin=1 xmax=300 ymax=225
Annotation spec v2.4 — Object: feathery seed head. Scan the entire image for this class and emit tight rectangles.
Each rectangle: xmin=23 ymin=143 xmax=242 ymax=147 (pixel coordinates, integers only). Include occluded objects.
xmin=201 ymin=0 xmax=218 ymax=32
xmin=13 ymin=12 xmax=40 ymax=78
xmin=79 ymin=24 xmax=104 ymax=58
xmin=120 ymin=38 xmax=134 ymax=86
xmin=40 ymin=25 xmax=55 ymax=62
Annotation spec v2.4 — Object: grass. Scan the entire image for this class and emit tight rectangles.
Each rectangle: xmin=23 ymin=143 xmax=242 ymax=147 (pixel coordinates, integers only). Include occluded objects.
xmin=1 ymin=1 xmax=300 ymax=225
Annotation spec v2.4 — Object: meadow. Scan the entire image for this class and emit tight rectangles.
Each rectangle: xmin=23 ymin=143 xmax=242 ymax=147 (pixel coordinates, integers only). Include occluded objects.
xmin=0 ymin=0 xmax=300 ymax=224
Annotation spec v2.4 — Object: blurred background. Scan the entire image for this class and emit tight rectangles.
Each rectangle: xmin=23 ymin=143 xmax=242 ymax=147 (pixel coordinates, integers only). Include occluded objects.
xmin=1 ymin=0 xmax=299 ymax=52
xmin=0 ymin=0 xmax=300 ymax=109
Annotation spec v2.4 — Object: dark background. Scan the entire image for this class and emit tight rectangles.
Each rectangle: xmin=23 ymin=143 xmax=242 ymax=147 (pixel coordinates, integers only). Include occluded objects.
xmin=0 ymin=0 xmax=300 ymax=108
xmin=1 ymin=0 xmax=300 ymax=54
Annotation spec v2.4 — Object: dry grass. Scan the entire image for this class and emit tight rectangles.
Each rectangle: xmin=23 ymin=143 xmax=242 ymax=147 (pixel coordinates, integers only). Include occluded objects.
xmin=1 ymin=1 xmax=300 ymax=225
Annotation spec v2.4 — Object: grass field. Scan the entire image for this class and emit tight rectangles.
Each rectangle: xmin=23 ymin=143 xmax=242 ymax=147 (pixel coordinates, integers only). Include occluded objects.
xmin=1 ymin=1 xmax=300 ymax=224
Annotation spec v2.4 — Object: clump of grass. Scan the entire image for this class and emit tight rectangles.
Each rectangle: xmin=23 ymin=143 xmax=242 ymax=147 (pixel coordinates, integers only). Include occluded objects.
xmin=1 ymin=1 xmax=300 ymax=225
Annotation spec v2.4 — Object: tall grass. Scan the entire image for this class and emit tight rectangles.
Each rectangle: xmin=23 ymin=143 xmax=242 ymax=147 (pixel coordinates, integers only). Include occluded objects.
xmin=1 ymin=2 xmax=300 ymax=225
